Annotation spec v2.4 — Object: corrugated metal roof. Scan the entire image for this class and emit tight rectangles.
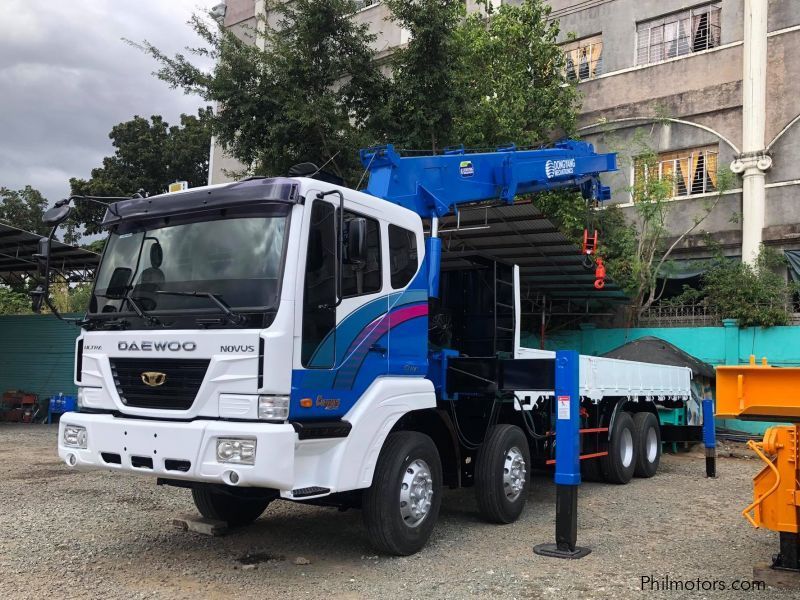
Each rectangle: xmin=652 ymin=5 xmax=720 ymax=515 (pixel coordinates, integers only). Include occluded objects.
xmin=0 ymin=223 xmax=99 ymax=285
xmin=438 ymin=201 xmax=628 ymax=304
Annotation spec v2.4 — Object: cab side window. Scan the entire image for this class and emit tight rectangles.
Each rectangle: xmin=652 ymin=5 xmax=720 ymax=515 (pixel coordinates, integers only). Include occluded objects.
xmin=389 ymin=225 xmax=418 ymax=289
xmin=301 ymin=200 xmax=337 ymax=368
xmin=341 ymin=211 xmax=382 ymax=297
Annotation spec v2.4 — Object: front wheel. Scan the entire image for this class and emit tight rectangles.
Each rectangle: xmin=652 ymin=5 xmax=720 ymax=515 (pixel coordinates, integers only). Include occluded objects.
xmin=475 ymin=424 xmax=530 ymax=524
xmin=191 ymin=487 xmax=271 ymax=527
xmin=362 ymin=431 xmax=442 ymax=556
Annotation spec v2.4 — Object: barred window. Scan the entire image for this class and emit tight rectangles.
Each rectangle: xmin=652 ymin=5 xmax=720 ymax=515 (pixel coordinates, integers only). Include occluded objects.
xmin=353 ymin=0 xmax=380 ymax=11
xmin=563 ymin=35 xmax=603 ymax=82
xmin=636 ymin=3 xmax=721 ymax=66
xmin=634 ymin=146 xmax=719 ymax=198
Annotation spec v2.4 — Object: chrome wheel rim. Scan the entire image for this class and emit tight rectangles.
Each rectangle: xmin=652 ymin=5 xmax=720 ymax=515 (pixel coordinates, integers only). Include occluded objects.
xmin=646 ymin=427 xmax=658 ymax=463
xmin=620 ymin=428 xmax=634 ymax=468
xmin=503 ymin=446 xmax=527 ymax=501
xmin=399 ymin=459 xmax=434 ymax=527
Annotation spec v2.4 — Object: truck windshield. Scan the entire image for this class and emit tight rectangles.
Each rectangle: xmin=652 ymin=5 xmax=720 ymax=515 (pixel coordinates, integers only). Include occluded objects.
xmin=89 ymin=213 xmax=288 ymax=325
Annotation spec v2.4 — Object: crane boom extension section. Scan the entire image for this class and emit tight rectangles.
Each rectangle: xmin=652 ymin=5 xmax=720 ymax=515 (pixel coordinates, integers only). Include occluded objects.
xmin=360 ymin=140 xmax=616 ymax=219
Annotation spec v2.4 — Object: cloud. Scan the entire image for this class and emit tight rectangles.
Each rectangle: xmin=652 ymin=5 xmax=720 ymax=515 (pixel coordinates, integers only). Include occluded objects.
xmin=0 ymin=0 xmax=213 ymax=206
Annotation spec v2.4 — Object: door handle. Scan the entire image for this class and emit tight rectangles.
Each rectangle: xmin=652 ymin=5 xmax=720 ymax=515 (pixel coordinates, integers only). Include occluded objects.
xmin=369 ymin=343 xmax=387 ymax=355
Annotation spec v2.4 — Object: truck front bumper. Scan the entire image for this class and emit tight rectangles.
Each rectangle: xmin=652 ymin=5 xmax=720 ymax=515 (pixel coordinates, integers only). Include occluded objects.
xmin=58 ymin=413 xmax=296 ymax=490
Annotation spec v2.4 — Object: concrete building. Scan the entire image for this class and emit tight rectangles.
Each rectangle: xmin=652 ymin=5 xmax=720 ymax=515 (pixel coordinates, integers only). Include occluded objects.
xmin=212 ymin=0 xmax=800 ymax=272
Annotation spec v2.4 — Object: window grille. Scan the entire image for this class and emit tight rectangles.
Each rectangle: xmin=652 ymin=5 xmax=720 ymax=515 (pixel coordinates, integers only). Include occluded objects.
xmin=563 ymin=35 xmax=603 ymax=82
xmin=353 ymin=0 xmax=380 ymax=11
xmin=633 ymin=146 xmax=719 ymax=198
xmin=636 ymin=3 xmax=721 ymax=66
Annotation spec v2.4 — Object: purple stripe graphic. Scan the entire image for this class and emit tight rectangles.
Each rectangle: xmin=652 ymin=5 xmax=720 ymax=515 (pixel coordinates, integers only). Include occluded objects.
xmin=333 ymin=303 xmax=428 ymax=389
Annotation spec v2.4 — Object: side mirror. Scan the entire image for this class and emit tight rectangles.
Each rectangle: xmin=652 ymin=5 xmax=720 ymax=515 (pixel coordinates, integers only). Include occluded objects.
xmin=346 ymin=218 xmax=367 ymax=264
xmin=105 ymin=267 xmax=133 ymax=299
xmin=42 ymin=204 xmax=72 ymax=227
xmin=33 ymin=237 xmax=50 ymax=277
xmin=30 ymin=285 xmax=45 ymax=313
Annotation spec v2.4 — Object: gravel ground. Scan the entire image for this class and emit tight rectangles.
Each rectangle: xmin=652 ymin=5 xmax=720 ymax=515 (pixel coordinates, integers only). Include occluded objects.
xmin=0 ymin=424 xmax=796 ymax=599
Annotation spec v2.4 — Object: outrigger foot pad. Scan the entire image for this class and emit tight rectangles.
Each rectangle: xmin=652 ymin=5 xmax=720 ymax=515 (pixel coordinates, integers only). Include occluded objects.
xmin=533 ymin=543 xmax=591 ymax=559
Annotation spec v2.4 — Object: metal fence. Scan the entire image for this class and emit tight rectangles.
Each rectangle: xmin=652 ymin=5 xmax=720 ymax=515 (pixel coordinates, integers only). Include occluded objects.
xmin=638 ymin=303 xmax=800 ymax=328
xmin=638 ymin=303 xmax=721 ymax=327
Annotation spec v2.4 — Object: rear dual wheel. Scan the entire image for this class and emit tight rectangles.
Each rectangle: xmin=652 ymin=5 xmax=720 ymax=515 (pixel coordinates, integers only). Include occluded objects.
xmin=601 ymin=410 xmax=661 ymax=484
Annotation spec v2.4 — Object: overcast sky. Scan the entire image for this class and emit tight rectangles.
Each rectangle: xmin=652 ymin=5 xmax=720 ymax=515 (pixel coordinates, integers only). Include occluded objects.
xmin=0 ymin=0 xmax=213 ymax=205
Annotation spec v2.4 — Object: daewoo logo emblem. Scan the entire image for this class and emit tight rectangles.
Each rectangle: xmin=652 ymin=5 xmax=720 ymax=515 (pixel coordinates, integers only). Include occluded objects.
xmin=141 ymin=371 xmax=167 ymax=387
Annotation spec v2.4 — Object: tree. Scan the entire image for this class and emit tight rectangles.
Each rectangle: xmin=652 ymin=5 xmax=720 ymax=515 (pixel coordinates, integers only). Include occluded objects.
xmin=70 ymin=109 xmax=212 ymax=234
xmin=135 ymin=1 xmax=385 ymax=184
xmin=0 ymin=287 xmax=31 ymax=315
xmin=0 ymin=186 xmax=48 ymax=235
xmin=452 ymin=0 xmax=578 ymax=147
xmin=381 ymin=0 xmax=577 ymax=152
xmin=381 ymin=0 xmax=467 ymax=151
xmin=665 ymin=248 xmax=797 ymax=327
xmin=624 ymin=145 xmax=734 ymax=320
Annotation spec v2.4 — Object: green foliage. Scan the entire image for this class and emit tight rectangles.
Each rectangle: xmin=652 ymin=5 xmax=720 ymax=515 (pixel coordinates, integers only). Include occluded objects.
xmin=666 ymin=248 xmax=797 ymax=327
xmin=50 ymin=283 xmax=93 ymax=314
xmin=82 ymin=238 xmax=107 ymax=254
xmin=452 ymin=0 xmax=578 ymax=147
xmin=0 ymin=287 xmax=32 ymax=315
xmin=0 ymin=186 xmax=49 ymax=236
xmin=136 ymin=1 xmax=384 ymax=184
xmin=70 ymin=109 xmax=212 ymax=234
xmin=382 ymin=0 xmax=466 ymax=151
xmin=136 ymin=0 xmax=576 ymax=172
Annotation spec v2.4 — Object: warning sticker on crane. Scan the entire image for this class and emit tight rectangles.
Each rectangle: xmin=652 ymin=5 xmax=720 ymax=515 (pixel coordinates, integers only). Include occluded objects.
xmin=557 ymin=395 xmax=570 ymax=420
xmin=459 ymin=161 xmax=474 ymax=177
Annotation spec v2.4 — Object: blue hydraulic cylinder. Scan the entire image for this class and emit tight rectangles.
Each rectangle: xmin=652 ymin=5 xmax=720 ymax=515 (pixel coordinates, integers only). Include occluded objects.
xmin=425 ymin=236 xmax=442 ymax=298
xmin=702 ymin=398 xmax=716 ymax=448
xmin=554 ymin=350 xmax=581 ymax=486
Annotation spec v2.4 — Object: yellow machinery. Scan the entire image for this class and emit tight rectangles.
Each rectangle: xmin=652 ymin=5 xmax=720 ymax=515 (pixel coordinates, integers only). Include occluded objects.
xmin=717 ymin=356 xmax=800 ymax=571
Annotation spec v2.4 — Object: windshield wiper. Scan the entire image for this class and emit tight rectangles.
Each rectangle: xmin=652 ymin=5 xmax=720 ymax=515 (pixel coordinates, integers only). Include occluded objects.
xmin=124 ymin=295 xmax=162 ymax=326
xmin=155 ymin=291 xmax=246 ymax=325
xmin=91 ymin=292 xmax=161 ymax=326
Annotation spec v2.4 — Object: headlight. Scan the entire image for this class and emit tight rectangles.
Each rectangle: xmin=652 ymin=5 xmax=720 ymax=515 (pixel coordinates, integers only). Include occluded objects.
xmin=63 ymin=425 xmax=87 ymax=449
xmin=258 ymin=395 xmax=289 ymax=421
xmin=216 ymin=438 xmax=257 ymax=465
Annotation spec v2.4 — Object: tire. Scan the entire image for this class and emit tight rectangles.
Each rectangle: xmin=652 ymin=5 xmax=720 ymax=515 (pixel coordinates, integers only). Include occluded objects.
xmin=581 ymin=456 xmax=604 ymax=482
xmin=362 ymin=431 xmax=442 ymax=556
xmin=600 ymin=411 xmax=636 ymax=484
xmin=633 ymin=412 xmax=661 ymax=478
xmin=475 ymin=424 xmax=530 ymax=524
xmin=191 ymin=487 xmax=271 ymax=527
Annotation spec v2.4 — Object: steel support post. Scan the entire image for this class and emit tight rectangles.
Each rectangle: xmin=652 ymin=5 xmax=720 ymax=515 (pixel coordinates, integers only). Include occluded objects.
xmin=702 ymin=398 xmax=717 ymax=478
xmin=534 ymin=350 xmax=590 ymax=559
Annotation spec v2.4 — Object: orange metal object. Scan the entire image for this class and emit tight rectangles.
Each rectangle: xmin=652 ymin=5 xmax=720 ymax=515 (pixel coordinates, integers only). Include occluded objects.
xmin=742 ymin=426 xmax=799 ymax=533
xmin=716 ymin=358 xmax=800 ymax=421
xmin=716 ymin=356 xmax=800 ymax=533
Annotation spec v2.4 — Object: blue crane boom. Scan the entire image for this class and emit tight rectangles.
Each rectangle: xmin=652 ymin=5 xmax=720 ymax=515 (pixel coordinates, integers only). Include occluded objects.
xmin=360 ymin=139 xmax=617 ymax=219
xmin=359 ymin=139 xmax=617 ymax=297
